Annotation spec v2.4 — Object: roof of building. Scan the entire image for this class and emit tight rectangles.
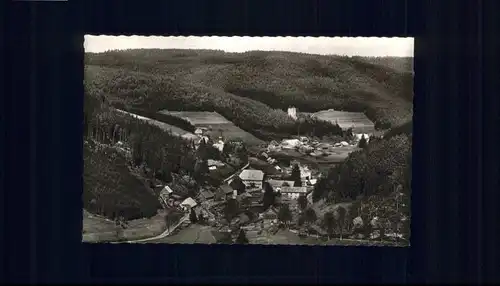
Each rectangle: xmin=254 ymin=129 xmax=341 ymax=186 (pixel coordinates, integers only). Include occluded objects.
xmin=180 ymin=197 xmax=198 ymax=207
xmin=261 ymin=207 xmax=279 ymax=219
xmin=279 ymin=186 xmax=308 ymax=193
xmin=219 ymin=184 xmax=234 ymax=194
xmin=267 ymin=179 xmax=295 ymax=188
xmin=239 ymin=169 xmax=265 ymax=181
xmin=236 ymin=192 xmax=253 ymax=201
xmin=160 ymin=186 xmax=174 ymax=197
xmin=199 ymin=189 xmax=215 ymax=200
xmin=207 ymin=159 xmax=225 ymax=167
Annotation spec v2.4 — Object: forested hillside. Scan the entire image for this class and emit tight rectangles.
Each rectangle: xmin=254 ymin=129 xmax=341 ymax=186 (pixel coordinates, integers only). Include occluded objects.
xmin=83 ymin=85 xmax=202 ymax=220
xmin=85 ymin=49 xmax=413 ymax=134
xmin=312 ymin=122 xmax=412 ymax=240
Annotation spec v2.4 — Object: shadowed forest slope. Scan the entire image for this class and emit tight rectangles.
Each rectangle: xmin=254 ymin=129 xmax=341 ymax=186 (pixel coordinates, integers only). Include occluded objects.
xmin=85 ymin=49 xmax=413 ymax=133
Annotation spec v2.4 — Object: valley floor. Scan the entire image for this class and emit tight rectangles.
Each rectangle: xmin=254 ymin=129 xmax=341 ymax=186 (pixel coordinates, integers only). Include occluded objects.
xmin=82 ymin=209 xmax=168 ymax=243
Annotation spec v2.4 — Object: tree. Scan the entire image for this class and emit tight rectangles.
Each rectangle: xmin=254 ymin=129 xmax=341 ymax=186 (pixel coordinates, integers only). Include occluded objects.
xmin=297 ymin=194 xmax=308 ymax=211
xmin=324 ymin=212 xmax=337 ymax=239
xmin=198 ymin=212 xmax=206 ymax=224
xmin=337 ymin=206 xmax=347 ymax=239
xmin=361 ymin=213 xmax=373 ymax=239
xmin=262 ymin=181 xmax=276 ymax=209
xmin=304 ymin=208 xmax=317 ymax=225
xmin=224 ymin=198 xmax=239 ymax=224
xmin=298 ymin=215 xmax=306 ymax=226
xmin=114 ymin=216 xmax=128 ymax=240
xmin=235 ymin=229 xmax=249 ymax=244
xmin=222 ymin=142 xmax=234 ymax=158
xmin=277 ymin=204 xmax=293 ymax=226
xmin=291 ymin=164 xmax=302 ymax=186
xmin=132 ymin=139 xmax=144 ymax=166
xmin=230 ymin=176 xmax=246 ymax=194
xmin=358 ymin=135 xmax=368 ymax=149
xmin=193 ymin=159 xmax=209 ymax=183
xmin=189 ymin=208 xmax=198 ymax=223
xmin=312 ymin=177 xmax=328 ymax=202
xmin=236 ymin=142 xmax=249 ymax=162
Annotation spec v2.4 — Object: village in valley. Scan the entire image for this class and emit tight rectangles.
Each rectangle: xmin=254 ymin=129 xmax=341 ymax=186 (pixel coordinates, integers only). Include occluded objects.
xmin=83 ymin=37 xmax=413 ymax=246
xmin=85 ymin=106 xmax=403 ymax=246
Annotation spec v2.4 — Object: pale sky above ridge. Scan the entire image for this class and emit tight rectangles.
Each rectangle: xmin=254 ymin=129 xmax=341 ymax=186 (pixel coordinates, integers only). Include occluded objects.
xmin=84 ymin=35 xmax=414 ymax=57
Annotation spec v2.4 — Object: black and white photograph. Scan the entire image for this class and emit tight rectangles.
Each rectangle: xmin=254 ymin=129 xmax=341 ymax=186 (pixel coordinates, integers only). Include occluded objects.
xmin=83 ymin=36 xmax=413 ymax=246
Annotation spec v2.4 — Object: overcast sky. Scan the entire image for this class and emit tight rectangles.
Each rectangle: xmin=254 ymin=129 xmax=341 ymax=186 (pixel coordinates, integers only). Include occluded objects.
xmin=84 ymin=35 xmax=413 ymax=57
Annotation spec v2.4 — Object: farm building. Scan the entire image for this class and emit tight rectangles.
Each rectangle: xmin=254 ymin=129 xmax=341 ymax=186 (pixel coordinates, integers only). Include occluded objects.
xmin=180 ymin=197 xmax=197 ymax=211
xmin=239 ymin=169 xmax=265 ymax=189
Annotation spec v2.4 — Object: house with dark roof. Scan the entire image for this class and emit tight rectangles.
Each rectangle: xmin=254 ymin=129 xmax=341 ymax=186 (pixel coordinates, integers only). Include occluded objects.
xmin=260 ymin=207 xmax=279 ymax=223
xmin=199 ymin=189 xmax=215 ymax=201
xmin=267 ymin=179 xmax=295 ymax=189
xmin=215 ymin=184 xmax=235 ymax=201
xmin=239 ymin=169 xmax=265 ymax=189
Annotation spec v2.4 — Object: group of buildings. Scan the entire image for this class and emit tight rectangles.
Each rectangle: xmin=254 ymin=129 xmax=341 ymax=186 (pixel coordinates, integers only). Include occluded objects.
xmin=156 ymin=162 xmax=318 ymax=215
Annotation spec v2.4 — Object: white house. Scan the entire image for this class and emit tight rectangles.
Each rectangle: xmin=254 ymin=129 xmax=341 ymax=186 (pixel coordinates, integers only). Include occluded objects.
xmin=159 ymin=186 xmax=174 ymax=208
xmin=212 ymin=140 xmax=225 ymax=152
xmin=287 ymin=107 xmax=297 ymax=120
xmin=282 ymin=139 xmax=301 ymax=149
xmin=354 ymin=133 xmax=371 ymax=143
xmin=239 ymin=169 xmax=265 ymax=189
xmin=194 ymin=128 xmax=204 ymax=136
xmin=180 ymin=197 xmax=198 ymax=212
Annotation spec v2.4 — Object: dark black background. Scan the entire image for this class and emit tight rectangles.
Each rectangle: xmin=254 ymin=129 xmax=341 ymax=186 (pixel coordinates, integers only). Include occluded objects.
xmin=3 ymin=0 xmax=496 ymax=283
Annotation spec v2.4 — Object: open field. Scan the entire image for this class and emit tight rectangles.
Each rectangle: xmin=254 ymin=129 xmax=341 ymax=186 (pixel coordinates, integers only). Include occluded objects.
xmin=246 ymin=229 xmax=402 ymax=246
xmin=160 ymin=111 xmax=232 ymax=125
xmin=82 ymin=209 xmax=168 ymax=243
xmin=159 ymin=110 xmax=264 ymax=145
xmin=268 ymin=145 xmax=360 ymax=166
xmin=116 ymin=109 xmax=198 ymax=140
xmin=248 ymin=157 xmax=282 ymax=175
xmin=311 ymin=110 xmax=376 ymax=133
xmin=149 ymin=224 xmax=217 ymax=244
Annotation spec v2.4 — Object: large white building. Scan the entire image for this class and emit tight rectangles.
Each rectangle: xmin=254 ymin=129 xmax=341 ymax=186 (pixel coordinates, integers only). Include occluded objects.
xmin=287 ymin=107 xmax=298 ymax=120
xmin=239 ymin=169 xmax=265 ymax=189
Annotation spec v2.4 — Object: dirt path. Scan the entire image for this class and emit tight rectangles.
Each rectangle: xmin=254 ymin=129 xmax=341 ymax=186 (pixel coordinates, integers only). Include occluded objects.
xmin=116 ymin=213 xmax=190 ymax=243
